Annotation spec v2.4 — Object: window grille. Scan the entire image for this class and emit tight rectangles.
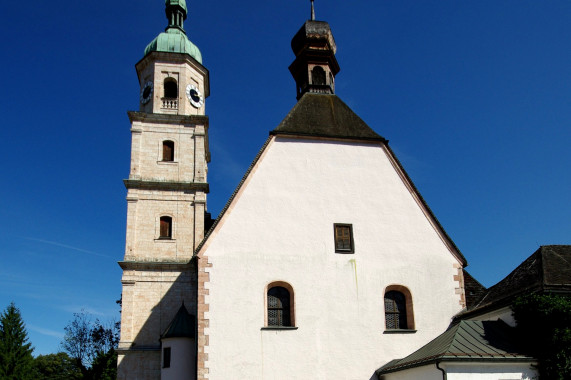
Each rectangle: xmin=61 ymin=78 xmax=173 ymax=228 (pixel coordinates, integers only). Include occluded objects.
xmin=384 ymin=290 xmax=408 ymax=329
xmin=267 ymin=286 xmax=291 ymax=327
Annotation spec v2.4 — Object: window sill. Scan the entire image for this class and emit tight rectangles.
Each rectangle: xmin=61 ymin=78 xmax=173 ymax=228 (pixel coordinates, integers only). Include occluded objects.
xmin=335 ymin=250 xmax=355 ymax=254
xmin=155 ymin=238 xmax=176 ymax=242
xmin=383 ymin=329 xmax=417 ymax=334
xmin=261 ymin=326 xmax=298 ymax=331
xmin=157 ymin=161 xmax=178 ymax=165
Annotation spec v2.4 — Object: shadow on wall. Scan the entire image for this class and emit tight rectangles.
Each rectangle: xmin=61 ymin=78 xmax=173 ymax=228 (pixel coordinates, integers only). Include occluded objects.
xmin=117 ymin=260 xmax=198 ymax=379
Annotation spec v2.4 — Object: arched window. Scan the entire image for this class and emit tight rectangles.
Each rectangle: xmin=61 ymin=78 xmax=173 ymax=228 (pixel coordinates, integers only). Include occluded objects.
xmin=312 ymin=66 xmax=326 ymax=86
xmin=266 ymin=283 xmax=294 ymax=327
xmin=164 ymin=78 xmax=178 ymax=99
xmin=160 ymin=216 xmax=172 ymax=239
xmin=384 ymin=286 xmax=415 ymax=330
xmin=162 ymin=140 xmax=174 ymax=161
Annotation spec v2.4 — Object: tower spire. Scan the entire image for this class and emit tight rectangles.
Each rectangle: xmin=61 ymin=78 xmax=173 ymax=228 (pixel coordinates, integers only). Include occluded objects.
xmin=165 ymin=0 xmax=188 ymax=33
xmin=310 ymin=0 xmax=315 ymax=21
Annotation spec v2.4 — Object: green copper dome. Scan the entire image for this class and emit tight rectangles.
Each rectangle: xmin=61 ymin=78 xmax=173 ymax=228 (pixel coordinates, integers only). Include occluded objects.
xmin=144 ymin=29 xmax=202 ymax=63
xmin=143 ymin=0 xmax=202 ymax=63
xmin=166 ymin=0 xmax=187 ymax=14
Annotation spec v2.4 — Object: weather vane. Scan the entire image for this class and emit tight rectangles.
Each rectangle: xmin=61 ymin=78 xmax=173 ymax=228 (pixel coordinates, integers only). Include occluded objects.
xmin=310 ymin=0 xmax=315 ymax=21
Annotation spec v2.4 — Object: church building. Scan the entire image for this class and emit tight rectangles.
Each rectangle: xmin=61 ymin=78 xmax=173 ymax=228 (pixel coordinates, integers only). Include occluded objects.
xmin=117 ymin=1 xmax=548 ymax=379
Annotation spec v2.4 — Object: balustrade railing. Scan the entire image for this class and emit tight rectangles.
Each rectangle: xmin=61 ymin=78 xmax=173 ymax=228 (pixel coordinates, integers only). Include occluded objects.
xmin=161 ymin=97 xmax=178 ymax=109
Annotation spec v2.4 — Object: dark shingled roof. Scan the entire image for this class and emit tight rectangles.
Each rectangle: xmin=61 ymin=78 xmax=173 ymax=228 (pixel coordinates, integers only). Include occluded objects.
xmin=376 ymin=320 xmax=534 ymax=376
xmin=161 ymin=304 xmax=195 ymax=339
xmin=460 ymin=245 xmax=571 ymax=318
xmin=463 ymin=270 xmax=487 ymax=309
xmin=270 ymin=93 xmax=386 ymax=142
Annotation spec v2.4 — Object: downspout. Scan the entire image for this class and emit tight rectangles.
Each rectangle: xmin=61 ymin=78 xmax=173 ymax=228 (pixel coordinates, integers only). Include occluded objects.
xmin=436 ymin=361 xmax=447 ymax=380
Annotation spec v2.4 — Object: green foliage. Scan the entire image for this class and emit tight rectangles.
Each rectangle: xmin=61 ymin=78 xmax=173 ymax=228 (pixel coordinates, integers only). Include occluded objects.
xmin=0 ymin=302 xmax=35 ymax=380
xmin=60 ymin=311 xmax=119 ymax=380
xmin=512 ymin=293 xmax=571 ymax=380
xmin=33 ymin=352 xmax=82 ymax=379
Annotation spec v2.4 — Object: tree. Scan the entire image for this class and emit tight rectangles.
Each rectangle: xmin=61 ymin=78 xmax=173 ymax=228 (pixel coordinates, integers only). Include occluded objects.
xmin=33 ymin=352 xmax=82 ymax=379
xmin=61 ymin=311 xmax=92 ymax=376
xmin=512 ymin=293 xmax=571 ymax=380
xmin=0 ymin=302 xmax=35 ymax=380
xmin=61 ymin=311 xmax=119 ymax=379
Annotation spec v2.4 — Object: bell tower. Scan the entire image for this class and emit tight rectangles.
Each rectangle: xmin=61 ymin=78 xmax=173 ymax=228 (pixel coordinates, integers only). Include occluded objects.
xmin=117 ymin=0 xmax=209 ymax=378
xmin=289 ymin=0 xmax=340 ymax=100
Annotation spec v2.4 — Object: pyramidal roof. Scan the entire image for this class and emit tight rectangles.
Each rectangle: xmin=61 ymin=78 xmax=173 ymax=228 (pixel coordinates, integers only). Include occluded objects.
xmin=271 ymin=93 xmax=385 ymax=142
xmin=376 ymin=320 xmax=534 ymax=375
xmin=161 ymin=303 xmax=195 ymax=339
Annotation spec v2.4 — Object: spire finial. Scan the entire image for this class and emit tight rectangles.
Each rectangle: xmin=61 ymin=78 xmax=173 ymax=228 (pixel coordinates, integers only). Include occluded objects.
xmin=310 ymin=0 xmax=315 ymax=21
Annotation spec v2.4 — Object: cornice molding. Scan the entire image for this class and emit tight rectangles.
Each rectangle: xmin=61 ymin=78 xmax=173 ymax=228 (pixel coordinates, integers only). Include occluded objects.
xmin=127 ymin=111 xmax=209 ymax=127
xmin=123 ymin=179 xmax=209 ymax=192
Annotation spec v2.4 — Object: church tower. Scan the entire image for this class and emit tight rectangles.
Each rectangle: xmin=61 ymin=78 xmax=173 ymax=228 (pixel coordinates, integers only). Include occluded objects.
xmin=118 ymin=1 xmax=209 ymax=378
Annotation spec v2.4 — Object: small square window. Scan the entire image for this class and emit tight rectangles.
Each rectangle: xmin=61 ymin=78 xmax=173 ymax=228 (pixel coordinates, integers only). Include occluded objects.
xmin=334 ymin=224 xmax=354 ymax=253
xmin=163 ymin=347 xmax=171 ymax=368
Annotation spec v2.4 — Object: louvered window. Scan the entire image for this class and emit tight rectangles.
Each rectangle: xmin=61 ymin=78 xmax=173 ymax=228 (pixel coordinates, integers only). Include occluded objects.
xmin=334 ymin=224 xmax=354 ymax=253
xmin=267 ymin=286 xmax=291 ymax=327
xmin=162 ymin=140 xmax=174 ymax=161
xmin=384 ymin=290 xmax=408 ymax=329
xmin=160 ymin=216 xmax=172 ymax=239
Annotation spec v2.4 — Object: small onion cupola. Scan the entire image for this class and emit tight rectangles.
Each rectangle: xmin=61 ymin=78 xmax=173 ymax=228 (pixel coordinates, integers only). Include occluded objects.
xmin=289 ymin=0 xmax=340 ymax=100
xmin=144 ymin=0 xmax=202 ymax=63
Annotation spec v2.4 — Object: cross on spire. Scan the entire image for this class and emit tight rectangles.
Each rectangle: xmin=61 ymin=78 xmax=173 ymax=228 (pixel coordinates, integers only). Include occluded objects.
xmin=310 ymin=0 xmax=315 ymax=21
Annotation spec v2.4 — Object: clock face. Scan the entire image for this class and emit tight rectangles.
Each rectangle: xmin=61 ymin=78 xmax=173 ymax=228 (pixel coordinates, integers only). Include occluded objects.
xmin=186 ymin=84 xmax=204 ymax=108
xmin=140 ymin=81 xmax=153 ymax=104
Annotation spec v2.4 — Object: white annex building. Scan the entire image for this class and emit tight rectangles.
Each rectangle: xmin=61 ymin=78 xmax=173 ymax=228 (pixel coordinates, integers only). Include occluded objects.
xmin=117 ymin=1 xmax=544 ymax=379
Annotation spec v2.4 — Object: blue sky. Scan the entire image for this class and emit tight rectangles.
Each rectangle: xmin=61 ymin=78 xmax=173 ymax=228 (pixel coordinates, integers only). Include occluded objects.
xmin=1 ymin=0 xmax=569 ymax=356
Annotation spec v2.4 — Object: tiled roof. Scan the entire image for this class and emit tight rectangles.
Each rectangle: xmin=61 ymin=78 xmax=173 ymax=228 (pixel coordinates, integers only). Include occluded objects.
xmin=376 ymin=320 xmax=534 ymax=375
xmin=461 ymin=245 xmax=571 ymax=317
xmin=161 ymin=304 xmax=195 ymax=339
xmin=270 ymin=93 xmax=386 ymax=142
xmin=463 ymin=270 xmax=487 ymax=309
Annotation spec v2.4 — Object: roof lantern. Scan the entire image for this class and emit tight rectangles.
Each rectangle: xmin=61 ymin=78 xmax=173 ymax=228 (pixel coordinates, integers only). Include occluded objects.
xmin=289 ymin=0 xmax=340 ymax=100
xmin=143 ymin=0 xmax=202 ymax=63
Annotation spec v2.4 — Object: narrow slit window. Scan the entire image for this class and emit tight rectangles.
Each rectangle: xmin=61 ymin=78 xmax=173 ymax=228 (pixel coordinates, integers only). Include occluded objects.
xmin=334 ymin=224 xmax=354 ymax=253
xmin=163 ymin=347 xmax=171 ymax=368
xmin=160 ymin=216 xmax=172 ymax=239
xmin=162 ymin=140 xmax=174 ymax=161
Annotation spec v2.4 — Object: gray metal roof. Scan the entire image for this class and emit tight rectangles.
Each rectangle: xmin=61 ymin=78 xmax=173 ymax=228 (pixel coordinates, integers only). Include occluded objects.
xmin=376 ymin=320 xmax=534 ymax=375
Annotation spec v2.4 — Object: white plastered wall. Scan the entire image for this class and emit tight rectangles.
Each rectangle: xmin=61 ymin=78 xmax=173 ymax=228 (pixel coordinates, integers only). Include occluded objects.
xmin=200 ymin=136 xmax=466 ymax=379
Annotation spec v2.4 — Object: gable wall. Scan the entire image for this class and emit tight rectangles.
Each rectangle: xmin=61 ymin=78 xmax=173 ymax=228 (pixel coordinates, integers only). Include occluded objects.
xmin=199 ymin=137 xmax=465 ymax=379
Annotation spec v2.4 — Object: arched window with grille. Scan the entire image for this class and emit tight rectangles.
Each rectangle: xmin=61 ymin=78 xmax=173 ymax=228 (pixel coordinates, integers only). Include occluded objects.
xmin=384 ymin=286 xmax=414 ymax=330
xmin=266 ymin=283 xmax=294 ymax=327
xmin=159 ymin=216 xmax=172 ymax=239
xmin=164 ymin=78 xmax=178 ymax=99
xmin=162 ymin=140 xmax=174 ymax=161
